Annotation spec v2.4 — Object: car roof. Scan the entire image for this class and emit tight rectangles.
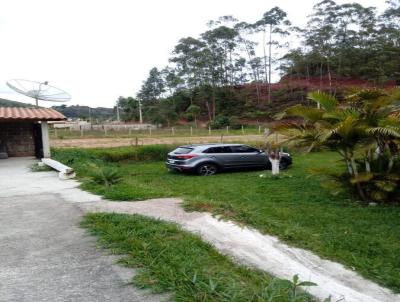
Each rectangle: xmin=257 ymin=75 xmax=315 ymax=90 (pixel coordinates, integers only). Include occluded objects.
xmin=179 ymin=143 xmax=245 ymax=149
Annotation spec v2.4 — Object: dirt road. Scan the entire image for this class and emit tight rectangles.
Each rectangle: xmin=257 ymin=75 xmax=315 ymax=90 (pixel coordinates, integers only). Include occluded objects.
xmin=51 ymin=134 xmax=265 ymax=148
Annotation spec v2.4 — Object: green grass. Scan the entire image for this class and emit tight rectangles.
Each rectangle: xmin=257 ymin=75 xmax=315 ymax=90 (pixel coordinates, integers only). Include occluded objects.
xmin=53 ymin=147 xmax=400 ymax=292
xmin=82 ymin=213 xmax=315 ymax=301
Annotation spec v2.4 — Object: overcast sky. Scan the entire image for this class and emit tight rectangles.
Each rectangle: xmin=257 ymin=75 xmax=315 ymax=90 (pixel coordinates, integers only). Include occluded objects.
xmin=0 ymin=0 xmax=384 ymax=108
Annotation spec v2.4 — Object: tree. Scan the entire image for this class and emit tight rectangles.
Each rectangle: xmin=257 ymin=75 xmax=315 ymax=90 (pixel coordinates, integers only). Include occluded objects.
xmin=134 ymin=2 xmax=400 ymax=129
xmin=253 ymin=7 xmax=291 ymax=102
xmin=137 ymin=67 xmax=165 ymax=103
xmin=235 ymin=21 xmax=263 ymax=103
xmin=170 ymin=37 xmax=208 ymax=90
xmin=161 ymin=66 xmax=183 ymax=95
xmin=186 ymin=104 xmax=201 ymax=127
xmin=117 ymin=96 xmax=140 ymax=122
xmin=274 ymin=89 xmax=400 ymax=203
xmin=145 ymin=99 xmax=178 ymax=127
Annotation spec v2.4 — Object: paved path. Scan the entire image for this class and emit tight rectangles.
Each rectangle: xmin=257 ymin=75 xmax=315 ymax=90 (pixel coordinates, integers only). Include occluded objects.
xmin=1 ymin=157 xmax=399 ymax=302
xmin=0 ymin=158 xmax=165 ymax=302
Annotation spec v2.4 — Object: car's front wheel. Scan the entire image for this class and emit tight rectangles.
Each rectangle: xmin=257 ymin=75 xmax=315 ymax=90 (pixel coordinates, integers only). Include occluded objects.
xmin=196 ymin=163 xmax=218 ymax=176
xmin=279 ymin=160 xmax=288 ymax=170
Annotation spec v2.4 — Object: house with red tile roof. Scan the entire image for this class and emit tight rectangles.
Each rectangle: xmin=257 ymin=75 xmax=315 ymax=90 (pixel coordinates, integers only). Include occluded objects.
xmin=0 ymin=107 xmax=66 ymax=158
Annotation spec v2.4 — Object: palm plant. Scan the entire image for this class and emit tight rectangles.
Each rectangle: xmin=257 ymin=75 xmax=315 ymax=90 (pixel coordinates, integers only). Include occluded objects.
xmin=273 ymin=89 xmax=400 ymax=203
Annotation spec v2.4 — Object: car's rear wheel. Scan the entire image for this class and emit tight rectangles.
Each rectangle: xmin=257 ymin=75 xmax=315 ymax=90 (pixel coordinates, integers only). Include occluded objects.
xmin=196 ymin=163 xmax=218 ymax=176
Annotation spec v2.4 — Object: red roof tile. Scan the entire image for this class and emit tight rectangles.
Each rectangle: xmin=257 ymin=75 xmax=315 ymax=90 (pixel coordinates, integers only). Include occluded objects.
xmin=0 ymin=107 xmax=66 ymax=121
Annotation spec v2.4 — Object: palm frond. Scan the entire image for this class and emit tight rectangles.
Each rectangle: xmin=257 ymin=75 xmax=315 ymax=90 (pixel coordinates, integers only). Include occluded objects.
xmin=366 ymin=127 xmax=400 ymax=138
xmin=308 ymin=91 xmax=338 ymax=112
xmin=322 ymin=108 xmax=360 ymax=121
xmin=284 ymin=105 xmax=324 ymax=122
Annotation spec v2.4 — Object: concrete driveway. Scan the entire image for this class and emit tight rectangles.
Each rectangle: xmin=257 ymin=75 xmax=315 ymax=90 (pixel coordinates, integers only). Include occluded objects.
xmin=0 ymin=158 xmax=163 ymax=302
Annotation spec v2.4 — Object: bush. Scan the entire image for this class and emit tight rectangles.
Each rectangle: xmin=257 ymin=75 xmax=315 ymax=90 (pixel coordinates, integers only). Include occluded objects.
xmin=93 ymin=148 xmax=136 ymax=162
xmin=135 ymin=145 xmax=172 ymax=161
xmin=208 ymin=115 xmax=245 ymax=129
xmin=208 ymin=115 xmax=231 ymax=129
xmin=88 ymin=164 xmax=123 ymax=187
xmin=30 ymin=163 xmax=53 ymax=172
xmin=52 ymin=145 xmax=175 ymax=164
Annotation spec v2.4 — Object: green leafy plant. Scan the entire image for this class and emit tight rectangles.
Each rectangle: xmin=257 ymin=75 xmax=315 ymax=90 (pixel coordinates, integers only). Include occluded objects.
xmin=208 ymin=115 xmax=231 ymax=129
xmin=264 ymin=275 xmax=317 ymax=302
xmin=87 ymin=164 xmax=123 ymax=187
xmin=30 ymin=163 xmax=53 ymax=172
xmin=274 ymin=89 xmax=400 ymax=203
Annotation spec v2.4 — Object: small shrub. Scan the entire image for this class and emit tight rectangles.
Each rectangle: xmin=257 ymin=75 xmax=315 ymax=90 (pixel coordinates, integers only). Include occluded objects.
xmin=135 ymin=145 xmax=171 ymax=161
xmin=208 ymin=115 xmax=231 ymax=129
xmin=88 ymin=165 xmax=123 ymax=187
xmin=95 ymin=145 xmax=173 ymax=162
xmin=94 ymin=148 xmax=135 ymax=162
xmin=30 ymin=163 xmax=53 ymax=172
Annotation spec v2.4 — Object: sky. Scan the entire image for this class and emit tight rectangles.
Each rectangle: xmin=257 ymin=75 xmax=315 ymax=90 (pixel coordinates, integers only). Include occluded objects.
xmin=0 ymin=0 xmax=385 ymax=108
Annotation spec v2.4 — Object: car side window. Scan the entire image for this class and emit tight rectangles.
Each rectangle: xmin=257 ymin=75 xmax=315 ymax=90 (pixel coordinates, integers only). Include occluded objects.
xmin=203 ymin=147 xmax=232 ymax=153
xmin=231 ymin=145 xmax=258 ymax=153
xmin=203 ymin=147 xmax=217 ymax=153
xmin=221 ymin=147 xmax=232 ymax=153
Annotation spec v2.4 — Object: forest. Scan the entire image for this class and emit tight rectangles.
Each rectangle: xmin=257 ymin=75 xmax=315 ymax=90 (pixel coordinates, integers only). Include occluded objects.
xmin=117 ymin=0 xmax=400 ymax=127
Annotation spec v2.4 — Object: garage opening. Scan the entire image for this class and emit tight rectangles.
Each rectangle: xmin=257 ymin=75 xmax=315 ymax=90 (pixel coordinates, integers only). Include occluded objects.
xmin=0 ymin=107 xmax=66 ymax=159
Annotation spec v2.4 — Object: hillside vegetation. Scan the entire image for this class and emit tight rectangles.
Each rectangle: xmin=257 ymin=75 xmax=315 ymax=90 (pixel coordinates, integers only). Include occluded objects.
xmin=115 ymin=0 xmax=400 ymax=128
xmin=0 ymin=98 xmax=31 ymax=107
xmin=52 ymin=105 xmax=114 ymax=120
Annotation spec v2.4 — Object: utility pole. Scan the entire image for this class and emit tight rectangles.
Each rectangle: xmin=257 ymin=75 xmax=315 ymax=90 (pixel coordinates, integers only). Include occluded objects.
xmin=116 ymin=105 xmax=120 ymax=122
xmin=138 ymin=99 xmax=143 ymax=124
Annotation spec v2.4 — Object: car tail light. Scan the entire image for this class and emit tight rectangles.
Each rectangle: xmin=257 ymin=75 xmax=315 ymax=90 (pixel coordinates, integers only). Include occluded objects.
xmin=175 ymin=154 xmax=198 ymax=159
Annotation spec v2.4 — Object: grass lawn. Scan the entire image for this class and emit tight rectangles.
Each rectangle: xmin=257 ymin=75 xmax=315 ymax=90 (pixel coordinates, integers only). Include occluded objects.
xmin=53 ymin=147 xmax=400 ymax=292
xmin=82 ymin=213 xmax=315 ymax=302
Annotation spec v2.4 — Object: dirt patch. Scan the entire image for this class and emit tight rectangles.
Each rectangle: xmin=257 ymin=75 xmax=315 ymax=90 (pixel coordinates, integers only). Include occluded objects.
xmin=51 ymin=135 xmax=265 ymax=148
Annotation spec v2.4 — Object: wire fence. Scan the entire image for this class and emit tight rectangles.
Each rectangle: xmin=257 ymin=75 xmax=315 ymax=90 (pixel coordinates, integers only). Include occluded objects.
xmin=49 ymin=125 xmax=269 ymax=140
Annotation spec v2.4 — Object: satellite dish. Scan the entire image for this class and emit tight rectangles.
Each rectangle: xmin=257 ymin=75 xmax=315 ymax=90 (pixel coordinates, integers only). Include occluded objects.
xmin=6 ymin=79 xmax=71 ymax=106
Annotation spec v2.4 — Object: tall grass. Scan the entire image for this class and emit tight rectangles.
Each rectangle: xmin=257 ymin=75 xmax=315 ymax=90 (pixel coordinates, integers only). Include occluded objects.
xmin=52 ymin=144 xmax=174 ymax=164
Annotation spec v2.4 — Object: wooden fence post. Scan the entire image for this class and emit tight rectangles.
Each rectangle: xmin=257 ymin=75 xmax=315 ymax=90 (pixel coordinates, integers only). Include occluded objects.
xmin=226 ymin=126 xmax=229 ymax=134
xmin=241 ymin=125 xmax=244 ymax=134
xmin=80 ymin=126 xmax=83 ymax=137
xmin=220 ymin=134 xmax=224 ymax=143
xmin=258 ymin=125 xmax=261 ymax=134
xmin=190 ymin=126 xmax=193 ymax=136
xmin=208 ymin=126 xmax=211 ymax=135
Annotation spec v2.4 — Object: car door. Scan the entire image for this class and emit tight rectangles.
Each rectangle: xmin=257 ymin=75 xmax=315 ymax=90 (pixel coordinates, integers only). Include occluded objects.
xmin=203 ymin=146 xmax=238 ymax=168
xmin=230 ymin=145 xmax=268 ymax=167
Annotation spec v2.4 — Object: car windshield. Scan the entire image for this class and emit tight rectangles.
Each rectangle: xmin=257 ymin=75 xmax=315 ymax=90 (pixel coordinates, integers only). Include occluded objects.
xmin=173 ymin=147 xmax=193 ymax=154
